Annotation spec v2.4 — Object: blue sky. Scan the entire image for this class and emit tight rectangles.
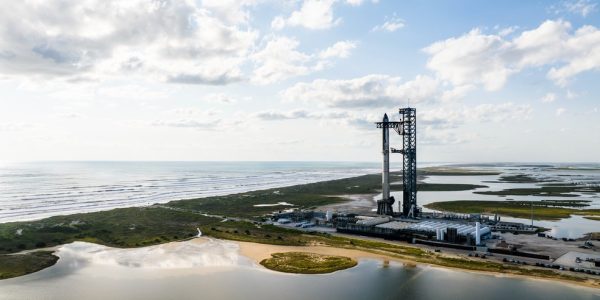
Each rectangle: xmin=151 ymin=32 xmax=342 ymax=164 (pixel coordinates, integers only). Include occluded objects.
xmin=0 ymin=0 xmax=599 ymax=162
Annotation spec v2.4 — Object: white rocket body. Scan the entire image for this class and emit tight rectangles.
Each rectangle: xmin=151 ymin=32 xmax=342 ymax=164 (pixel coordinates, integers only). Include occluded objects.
xmin=382 ymin=114 xmax=390 ymax=202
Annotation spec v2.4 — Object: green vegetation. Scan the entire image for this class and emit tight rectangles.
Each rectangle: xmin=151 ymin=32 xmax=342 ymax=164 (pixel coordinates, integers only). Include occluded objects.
xmin=260 ymin=252 xmax=357 ymax=274
xmin=0 ymin=251 xmax=58 ymax=280
xmin=584 ymin=216 xmax=600 ymax=221
xmin=166 ymin=174 xmax=382 ymax=219
xmin=392 ymin=183 xmax=488 ymax=191
xmin=474 ymin=185 xmax=600 ymax=197
xmin=166 ymin=175 xmax=486 ymax=219
xmin=0 ymin=206 xmax=222 ymax=254
xmin=425 ymin=200 xmax=600 ymax=220
xmin=428 ymin=256 xmax=584 ymax=283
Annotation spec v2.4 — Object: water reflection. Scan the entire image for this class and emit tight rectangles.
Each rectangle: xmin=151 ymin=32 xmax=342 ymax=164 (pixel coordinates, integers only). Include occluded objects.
xmin=0 ymin=240 xmax=598 ymax=300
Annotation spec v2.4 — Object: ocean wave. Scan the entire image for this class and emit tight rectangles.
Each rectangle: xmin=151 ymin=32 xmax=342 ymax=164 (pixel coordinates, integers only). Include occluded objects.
xmin=0 ymin=162 xmax=378 ymax=223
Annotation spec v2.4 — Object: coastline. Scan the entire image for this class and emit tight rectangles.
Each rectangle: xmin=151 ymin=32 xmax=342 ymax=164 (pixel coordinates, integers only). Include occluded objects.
xmin=236 ymin=238 xmax=600 ymax=289
xmin=1 ymin=169 xmax=599 ymax=289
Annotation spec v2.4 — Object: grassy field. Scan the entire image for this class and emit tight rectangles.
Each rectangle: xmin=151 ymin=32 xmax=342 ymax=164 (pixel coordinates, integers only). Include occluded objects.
xmin=584 ymin=216 xmax=600 ymax=221
xmin=260 ymin=252 xmax=357 ymax=274
xmin=424 ymin=200 xmax=600 ymax=220
xmin=165 ymin=174 xmax=383 ymax=219
xmin=475 ymin=185 xmax=600 ymax=197
xmin=0 ymin=252 xmax=58 ymax=280
xmin=0 ymin=206 xmax=222 ymax=254
xmin=392 ymin=183 xmax=488 ymax=191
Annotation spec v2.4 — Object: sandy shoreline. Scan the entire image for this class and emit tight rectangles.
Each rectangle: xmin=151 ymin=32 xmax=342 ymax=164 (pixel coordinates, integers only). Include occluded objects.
xmin=232 ymin=238 xmax=600 ymax=289
xmin=238 ymin=240 xmax=396 ymax=264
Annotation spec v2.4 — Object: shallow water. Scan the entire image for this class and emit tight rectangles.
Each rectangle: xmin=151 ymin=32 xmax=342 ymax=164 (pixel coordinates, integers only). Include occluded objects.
xmin=410 ymin=164 xmax=600 ymax=238
xmin=0 ymin=240 xmax=598 ymax=300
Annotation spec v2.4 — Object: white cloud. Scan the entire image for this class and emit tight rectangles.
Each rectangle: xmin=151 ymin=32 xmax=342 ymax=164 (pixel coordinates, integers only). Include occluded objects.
xmin=282 ymin=74 xmax=439 ymax=108
xmin=541 ymin=92 xmax=557 ymax=103
xmin=57 ymin=113 xmax=85 ymax=119
xmin=0 ymin=122 xmax=34 ymax=132
xmin=151 ymin=117 xmax=243 ymax=130
xmin=204 ymin=93 xmax=237 ymax=104
xmin=372 ymin=14 xmax=405 ymax=32
xmin=345 ymin=0 xmax=378 ymax=6
xmin=556 ymin=107 xmax=567 ymax=116
xmin=419 ymin=103 xmax=532 ymax=145
xmin=169 ymin=108 xmax=220 ymax=117
xmin=253 ymin=109 xmax=349 ymax=120
xmin=421 ymin=103 xmax=532 ymax=127
xmin=440 ymin=84 xmax=475 ymax=102
xmin=251 ymin=37 xmax=353 ymax=84
xmin=271 ymin=0 xmax=340 ymax=30
xmin=498 ymin=26 xmax=519 ymax=37
xmin=251 ymin=36 xmax=312 ymax=84
xmin=424 ymin=28 xmax=513 ymax=91
xmin=271 ymin=16 xmax=287 ymax=30
xmin=563 ymin=0 xmax=598 ymax=17
xmin=151 ymin=119 xmax=219 ymax=129
xmin=200 ymin=0 xmax=259 ymax=24
xmin=0 ymin=0 xmax=258 ymax=85
xmin=318 ymin=41 xmax=357 ymax=59
xmin=424 ymin=20 xmax=600 ymax=90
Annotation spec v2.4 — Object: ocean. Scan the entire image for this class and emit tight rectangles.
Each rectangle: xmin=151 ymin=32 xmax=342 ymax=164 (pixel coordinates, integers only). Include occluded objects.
xmin=0 ymin=161 xmax=383 ymax=223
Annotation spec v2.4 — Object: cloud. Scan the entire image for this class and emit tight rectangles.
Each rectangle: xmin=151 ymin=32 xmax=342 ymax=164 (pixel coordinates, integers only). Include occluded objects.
xmin=150 ymin=117 xmax=244 ymax=131
xmin=551 ymin=0 xmax=598 ymax=17
xmin=424 ymin=20 xmax=600 ymax=90
xmin=372 ymin=14 xmax=405 ymax=32
xmin=0 ymin=0 xmax=258 ymax=84
xmin=254 ymin=102 xmax=531 ymax=135
xmin=420 ymin=103 xmax=532 ymax=128
xmin=421 ymin=127 xmax=471 ymax=145
xmin=565 ymin=0 xmax=598 ymax=16
xmin=204 ymin=93 xmax=238 ymax=104
xmin=440 ymin=84 xmax=475 ymax=102
xmin=169 ymin=108 xmax=220 ymax=117
xmin=251 ymin=37 xmax=353 ymax=84
xmin=200 ymin=0 xmax=259 ymax=25
xmin=251 ymin=36 xmax=312 ymax=84
xmin=419 ymin=103 xmax=532 ymax=145
xmin=318 ymin=41 xmax=357 ymax=59
xmin=345 ymin=0 xmax=379 ymax=6
xmin=423 ymin=28 xmax=513 ymax=91
xmin=0 ymin=122 xmax=33 ymax=132
xmin=57 ymin=113 xmax=85 ymax=119
xmin=151 ymin=119 xmax=219 ymax=129
xmin=253 ymin=109 xmax=349 ymax=120
xmin=281 ymin=74 xmax=439 ymax=108
xmin=271 ymin=0 xmax=340 ymax=30
xmin=556 ymin=107 xmax=567 ymax=116
xmin=541 ymin=92 xmax=557 ymax=103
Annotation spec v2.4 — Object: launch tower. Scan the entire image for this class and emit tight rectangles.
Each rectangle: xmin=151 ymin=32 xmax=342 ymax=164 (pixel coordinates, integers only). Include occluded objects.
xmin=375 ymin=107 xmax=418 ymax=217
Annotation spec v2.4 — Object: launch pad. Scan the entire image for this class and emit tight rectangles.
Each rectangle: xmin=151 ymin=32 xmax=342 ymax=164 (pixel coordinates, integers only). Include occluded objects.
xmin=375 ymin=107 xmax=418 ymax=217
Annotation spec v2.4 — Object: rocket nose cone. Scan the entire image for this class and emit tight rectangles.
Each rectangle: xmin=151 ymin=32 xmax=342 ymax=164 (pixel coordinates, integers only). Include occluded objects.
xmin=383 ymin=113 xmax=389 ymax=121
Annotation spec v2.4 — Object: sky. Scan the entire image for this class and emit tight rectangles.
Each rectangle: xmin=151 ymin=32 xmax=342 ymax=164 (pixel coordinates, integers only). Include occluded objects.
xmin=0 ymin=0 xmax=599 ymax=163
